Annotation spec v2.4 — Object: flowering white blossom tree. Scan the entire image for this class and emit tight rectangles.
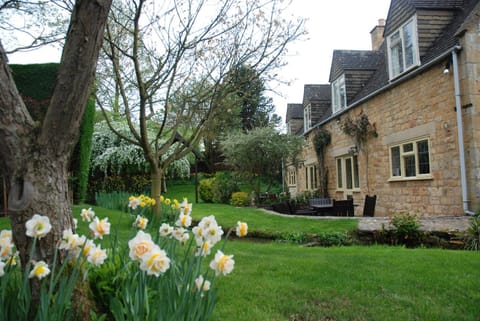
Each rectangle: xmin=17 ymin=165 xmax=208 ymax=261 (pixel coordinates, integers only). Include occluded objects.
xmin=96 ymin=0 xmax=305 ymax=216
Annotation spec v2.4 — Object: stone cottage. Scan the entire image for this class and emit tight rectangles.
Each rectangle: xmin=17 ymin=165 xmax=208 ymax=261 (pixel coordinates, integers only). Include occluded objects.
xmin=285 ymin=0 xmax=480 ymax=217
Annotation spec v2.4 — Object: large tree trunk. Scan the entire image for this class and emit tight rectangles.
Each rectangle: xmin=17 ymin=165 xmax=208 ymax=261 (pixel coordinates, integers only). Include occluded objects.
xmin=0 ymin=1 xmax=112 ymax=314
xmin=151 ymin=168 xmax=163 ymax=218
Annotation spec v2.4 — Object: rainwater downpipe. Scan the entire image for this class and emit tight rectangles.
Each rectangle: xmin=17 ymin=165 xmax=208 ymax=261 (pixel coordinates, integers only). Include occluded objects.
xmin=451 ymin=46 xmax=475 ymax=216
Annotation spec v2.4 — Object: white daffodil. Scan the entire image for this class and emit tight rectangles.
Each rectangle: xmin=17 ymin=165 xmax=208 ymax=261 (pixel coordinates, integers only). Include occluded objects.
xmin=139 ymin=245 xmax=170 ymax=277
xmin=80 ymin=208 xmax=95 ymax=222
xmin=128 ymin=230 xmax=155 ymax=261
xmin=209 ymin=250 xmax=234 ymax=276
xmin=29 ymin=261 xmax=50 ymax=279
xmin=159 ymin=223 xmax=173 ymax=237
xmin=26 ymin=214 xmax=52 ymax=239
xmin=236 ymin=221 xmax=248 ymax=237
xmin=133 ymin=215 xmax=148 ymax=230
xmin=89 ymin=217 xmax=110 ymax=239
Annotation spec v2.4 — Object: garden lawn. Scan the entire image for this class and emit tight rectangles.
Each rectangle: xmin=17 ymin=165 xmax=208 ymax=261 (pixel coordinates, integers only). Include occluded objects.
xmin=214 ymin=241 xmax=480 ymax=321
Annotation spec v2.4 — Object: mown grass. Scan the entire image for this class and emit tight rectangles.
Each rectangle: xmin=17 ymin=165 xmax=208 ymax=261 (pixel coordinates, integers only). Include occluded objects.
xmin=214 ymin=241 xmax=480 ymax=321
xmin=1 ymin=182 xmax=479 ymax=321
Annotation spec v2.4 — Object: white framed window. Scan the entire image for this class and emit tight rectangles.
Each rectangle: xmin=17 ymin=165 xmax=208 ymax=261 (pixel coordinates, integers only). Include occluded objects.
xmin=387 ymin=16 xmax=420 ymax=79
xmin=304 ymin=104 xmax=312 ymax=131
xmin=389 ymin=138 xmax=431 ymax=180
xmin=336 ymin=155 xmax=360 ymax=191
xmin=305 ymin=164 xmax=317 ymax=190
xmin=287 ymin=168 xmax=296 ymax=186
xmin=331 ymin=75 xmax=346 ymax=113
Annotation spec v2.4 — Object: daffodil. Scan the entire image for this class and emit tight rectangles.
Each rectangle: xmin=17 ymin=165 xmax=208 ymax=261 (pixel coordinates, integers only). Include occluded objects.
xmin=195 ymin=240 xmax=213 ymax=257
xmin=0 ymin=230 xmax=12 ymax=241
xmin=236 ymin=221 xmax=248 ymax=237
xmin=0 ymin=261 xmax=5 ymax=277
xmin=80 ymin=208 xmax=95 ymax=222
xmin=0 ymin=237 xmax=13 ymax=259
xmin=128 ymin=196 xmax=141 ymax=210
xmin=128 ymin=230 xmax=155 ymax=261
xmin=176 ymin=213 xmax=192 ymax=228
xmin=29 ymin=261 xmax=50 ymax=279
xmin=159 ymin=223 xmax=173 ymax=237
xmin=133 ymin=215 xmax=148 ymax=230
xmin=25 ymin=214 xmax=52 ymax=239
xmin=58 ymin=229 xmax=84 ymax=251
xmin=87 ymin=245 xmax=107 ymax=266
xmin=194 ymin=275 xmax=211 ymax=296
xmin=89 ymin=217 xmax=111 ymax=239
xmin=209 ymin=250 xmax=234 ymax=276
xmin=139 ymin=245 xmax=170 ymax=277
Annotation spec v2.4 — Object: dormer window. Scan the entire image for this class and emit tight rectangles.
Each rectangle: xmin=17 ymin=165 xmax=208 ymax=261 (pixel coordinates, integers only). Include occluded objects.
xmin=304 ymin=103 xmax=312 ymax=131
xmin=331 ymin=74 xmax=346 ymax=113
xmin=387 ymin=16 xmax=420 ymax=79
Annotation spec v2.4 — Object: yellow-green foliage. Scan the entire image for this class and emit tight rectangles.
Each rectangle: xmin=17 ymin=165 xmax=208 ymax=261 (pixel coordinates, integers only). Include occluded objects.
xmin=230 ymin=192 xmax=249 ymax=207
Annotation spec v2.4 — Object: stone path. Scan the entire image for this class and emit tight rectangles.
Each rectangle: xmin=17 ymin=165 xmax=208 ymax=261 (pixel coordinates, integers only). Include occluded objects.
xmin=357 ymin=216 xmax=471 ymax=233
xmin=259 ymin=209 xmax=471 ymax=233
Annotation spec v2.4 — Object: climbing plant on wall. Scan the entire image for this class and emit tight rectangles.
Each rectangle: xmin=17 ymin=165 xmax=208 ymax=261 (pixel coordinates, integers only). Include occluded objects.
xmin=313 ymin=128 xmax=331 ymax=197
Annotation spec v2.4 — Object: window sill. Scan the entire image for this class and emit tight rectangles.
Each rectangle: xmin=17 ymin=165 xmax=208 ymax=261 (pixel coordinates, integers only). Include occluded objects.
xmin=388 ymin=175 xmax=433 ymax=182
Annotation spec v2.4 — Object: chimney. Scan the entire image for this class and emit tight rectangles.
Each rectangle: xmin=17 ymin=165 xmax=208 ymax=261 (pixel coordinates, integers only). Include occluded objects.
xmin=370 ymin=18 xmax=385 ymax=51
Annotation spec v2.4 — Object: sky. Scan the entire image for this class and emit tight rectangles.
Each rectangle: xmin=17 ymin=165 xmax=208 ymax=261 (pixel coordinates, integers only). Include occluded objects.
xmin=7 ymin=0 xmax=391 ymax=126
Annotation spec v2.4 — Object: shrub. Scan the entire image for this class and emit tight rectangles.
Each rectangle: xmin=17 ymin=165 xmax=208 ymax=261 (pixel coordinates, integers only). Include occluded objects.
xmin=230 ymin=192 xmax=250 ymax=207
xmin=212 ymin=172 xmax=240 ymax=204
xmin=198 ymin=178 xmax=216 ymax=203
xmin=464 ymin=209 xmax=480 ymax=251
xmin=390 ymin=212 xmax=423 ymax=247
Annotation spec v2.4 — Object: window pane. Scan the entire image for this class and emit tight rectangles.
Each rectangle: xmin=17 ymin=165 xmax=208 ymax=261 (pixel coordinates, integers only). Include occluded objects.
xmin=305 ymin=167 xmax=308 ymax=189
xmin=337 ymin=158 xmax=343 ymax=188
xmin=339 ymin=77 xmax=346 ymax=108
xmin=353 ymin=155 xmax=360 ymax=188
xmin=403 ymin=143 xmax=413 ymax=153
xmin=404 ymin=155 xmax=416 ymax=177
xmin=403 ymin=21 xmax=415 ymax=67
xmin=345 ymin=158 xmax=353 ymax=189
xmin=417 ymin=140 xmax=430 ymax=174
xmin=390 ymin=32 xmax=403 ymax=76
xmin=391 ymin=146 xmax=401 ymax=176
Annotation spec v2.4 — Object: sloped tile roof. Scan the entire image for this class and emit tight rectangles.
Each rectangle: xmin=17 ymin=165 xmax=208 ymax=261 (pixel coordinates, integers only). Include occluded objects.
xmin=286 ymin=103 xmax=304 ymax=120
xmin=303 ymin=84 xmax=330 ymax=104
xmin=329 ymin=50 xmax=383 ymax=82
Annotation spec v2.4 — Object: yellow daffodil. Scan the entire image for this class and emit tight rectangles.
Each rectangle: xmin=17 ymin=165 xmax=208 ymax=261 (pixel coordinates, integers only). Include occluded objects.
xmin=236 ymin=221 xmax=248 ymax=237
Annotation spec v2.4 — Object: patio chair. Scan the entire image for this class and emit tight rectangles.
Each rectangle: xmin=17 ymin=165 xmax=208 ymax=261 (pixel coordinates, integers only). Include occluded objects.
xmin=362 ymin=195 xmax=377 ymax=217
xmin=332 ymin=199 xmax=354 ymax=217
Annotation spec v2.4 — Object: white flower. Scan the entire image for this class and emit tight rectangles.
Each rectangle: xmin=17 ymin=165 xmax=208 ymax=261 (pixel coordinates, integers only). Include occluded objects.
xmin=29 ymin=261 xmax=50 ymax=279
xmin=87 ymin=245 xmax=107 ymax=266
xmin=0 ymin=237 xmax=14 ymax=259
xmin=133 ymin=215 xmax=148 ymax=230
xmin=73 ymin=218 xmax=78 ymax=230
xmin=58 ymin=229 xmax=84 ymax=251
xmin=236 ymin=221 xmax=248 ymax=237
xmin=0 ymin=230 xmax=12 ymax=241
xmin=176 ymin=213 xmax=192 ymax=228
xmin=180 ymin=201 xmax=192 ymax=215
xmin=128 ymin=230 xmax=155 ymax=261
xmin=89 ymin=217 xmax=110 ymax=239
xmin=172 ymin=227 xmax=188 ymax=242
xmin=195 ymin=240 xmax=213 ymax=257
xmin=194 ymin=275 xmax=211 ymax=295
xmin=128 ymin=197 xmax=141 ymax=210
xmin=26 ymin=214 xmax=52 ymax=239
xmin=204 ymin=224 xmax=223 ymax=245
xmin=80 ymin=208 xmax=95 ymax=222
xmin=0 ymin=261 xmax=5 ymax=277
xmin=159 ymin=223 xmax=173 ymax=237
xmin=209 ymin=250 xmax=234 ymax=276
xmin=139 ymin=245 xmax=170 ymax=277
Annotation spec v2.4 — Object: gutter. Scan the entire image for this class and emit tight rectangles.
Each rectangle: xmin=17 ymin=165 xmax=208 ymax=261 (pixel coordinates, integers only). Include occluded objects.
xmin=451 ymin=47 xmax=476 ymax=216
xmin=307 ymin=44 xmax=475 ymax=216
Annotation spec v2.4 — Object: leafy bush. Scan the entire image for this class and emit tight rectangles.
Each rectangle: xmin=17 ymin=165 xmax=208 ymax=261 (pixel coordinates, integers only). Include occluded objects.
xmin=464 ymin=209 xmax=480 ymax=251
xmin=198 ymin=178 xmax=216 ymax=203
xmin=390 ymin=212 xmax=423 ymax=247
xmin=212 ymin=172 xmax=239 ymax=204
xmin=230 ymin=192 xmax=250 ymax=207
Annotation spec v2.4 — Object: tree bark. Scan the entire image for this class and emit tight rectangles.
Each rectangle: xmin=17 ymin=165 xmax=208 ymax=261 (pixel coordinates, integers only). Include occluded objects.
xmin=151 ymin=168 xmax=163 ymax=218
xmin=0 ymin=0 xmax=112 ymax=301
